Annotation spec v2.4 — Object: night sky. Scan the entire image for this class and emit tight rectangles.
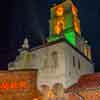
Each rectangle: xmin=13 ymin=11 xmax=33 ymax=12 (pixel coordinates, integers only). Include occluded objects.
xmin=0 ymin=0 xmax=100 ymax=72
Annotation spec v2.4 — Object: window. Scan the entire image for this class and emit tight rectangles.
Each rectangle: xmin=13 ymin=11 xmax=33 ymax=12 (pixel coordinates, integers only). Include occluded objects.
xmin=55 ymin=5 xmax=64 ymax=17
xmin=51 ymin=51 xmax=58 ymax=69
xmin=54 ymin=17 xmax=65 ymax=35
xmin=73 ymin=56 xmax=75 ymax=67
xmin=69 ymin=72 xmax=71 ymax=76
xmin=87 ymin=46 xmax=91 ymax=60
xmin=71 ymin=3 xmax=78 ymax=17
xmin=73 ymin=16 xmax=80 ymax=35
xmin=78 ymin=59 xmax=80 ymax=70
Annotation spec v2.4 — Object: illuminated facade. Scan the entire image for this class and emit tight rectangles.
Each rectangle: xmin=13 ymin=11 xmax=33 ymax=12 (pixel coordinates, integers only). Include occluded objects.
xmin=48 ymin=0 xmax=81 ymax=46
xmin=0 ymin=70 xmax=41 ymax=100
xmin=66 ymin=73 xmax=100 ymax=100
xmin=6 ymin=0 xmax=94 ymax=99
xmin=31 ymin=0 xmax=93 ymax=89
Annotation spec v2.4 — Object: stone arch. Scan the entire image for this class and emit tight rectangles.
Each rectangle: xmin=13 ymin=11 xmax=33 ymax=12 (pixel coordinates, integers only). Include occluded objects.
xmin=39 ymin=84 xmax=50 ymax=96
xmin=52 ymin=83 xmax=64 ymax=97
xmin=39 ymin=84 xmax=55 ymax=100
xmin=51 ymin=51 xmax=58 ymax=69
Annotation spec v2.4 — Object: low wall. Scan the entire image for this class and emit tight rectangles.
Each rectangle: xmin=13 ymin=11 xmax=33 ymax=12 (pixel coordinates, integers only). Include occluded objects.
xmin=0 ymin=69 xmax=41 ymax=100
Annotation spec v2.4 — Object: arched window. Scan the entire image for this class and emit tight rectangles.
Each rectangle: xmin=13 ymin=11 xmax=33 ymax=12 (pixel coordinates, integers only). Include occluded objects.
xmin=52 ymin=83 xmax=64 ymax=97
xmin=51 ymin=51 xmax=58 ymax=69
xmin=40 ymin=84 xmax=50 ymax=96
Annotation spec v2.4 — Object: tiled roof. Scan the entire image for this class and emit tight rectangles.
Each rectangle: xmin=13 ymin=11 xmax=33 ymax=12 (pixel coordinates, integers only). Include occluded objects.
xmin=66 ymin=73 xmax=100 ymax=92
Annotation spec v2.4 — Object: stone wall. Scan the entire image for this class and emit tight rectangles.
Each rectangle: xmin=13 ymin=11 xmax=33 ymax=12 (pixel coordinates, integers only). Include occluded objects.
xmin=0 ymin=70 xmax=41 ymax=100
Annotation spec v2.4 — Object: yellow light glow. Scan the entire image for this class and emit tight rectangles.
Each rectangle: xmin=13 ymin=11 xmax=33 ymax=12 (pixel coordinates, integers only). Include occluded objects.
xmin=84 ymin=46 xmax=88 ymax=57
xmin=55 ymin=5 xmax=64 ymax=16
xmin=33 ymin=98 xmax=38 ymax=100
xmin=96 ymin=91 xmax=100 ymax=97
xmin=88 ymin=47 xmax=91 ymax=60
xmin=54 ymin=18 xmax=65 ymax=35
xmin=48 ymin=90 xmax=55 ymax=98
xmin=74 ymin=16 xmax=80 ymax=35
xmin=72 ymin=3 xmax=78 ymax=16
xmin=54 ymin=25 xmax=61 ymax=35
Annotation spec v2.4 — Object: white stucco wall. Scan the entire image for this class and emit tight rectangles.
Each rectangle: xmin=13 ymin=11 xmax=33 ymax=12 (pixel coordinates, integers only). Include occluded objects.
xmin=63 ymin=42 xmax=94 ymax=87
xmin=31 ymin=41 xmax=94 ymax=89
xmin=31 ymin=42 xmax=66 ymax=88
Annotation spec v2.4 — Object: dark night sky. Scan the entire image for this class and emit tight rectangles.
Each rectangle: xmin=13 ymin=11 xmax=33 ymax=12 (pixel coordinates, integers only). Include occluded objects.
xmin=0 ymin=0 xmax=100 ymax=72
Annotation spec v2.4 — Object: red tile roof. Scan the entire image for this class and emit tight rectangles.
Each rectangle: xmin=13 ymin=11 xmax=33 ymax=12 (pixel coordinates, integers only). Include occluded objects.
xmin=66 ymin=73 xmax=100 ymax=92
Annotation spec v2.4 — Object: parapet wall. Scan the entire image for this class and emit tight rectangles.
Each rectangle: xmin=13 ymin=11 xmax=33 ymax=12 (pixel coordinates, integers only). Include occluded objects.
xmin=0 ymin=69 xmax=41 ymax=100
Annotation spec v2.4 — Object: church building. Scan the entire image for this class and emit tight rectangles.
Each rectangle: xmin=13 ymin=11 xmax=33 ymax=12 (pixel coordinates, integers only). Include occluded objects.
xmin=0 ymin=0 xmax=94 ymax=99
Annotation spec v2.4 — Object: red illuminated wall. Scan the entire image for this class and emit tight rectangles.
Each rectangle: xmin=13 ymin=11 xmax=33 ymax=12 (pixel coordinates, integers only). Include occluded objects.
xmin=0 ymin=70 xmax=41 ymax=100
xmin=66 ymin=73 xmax=100 ymax=100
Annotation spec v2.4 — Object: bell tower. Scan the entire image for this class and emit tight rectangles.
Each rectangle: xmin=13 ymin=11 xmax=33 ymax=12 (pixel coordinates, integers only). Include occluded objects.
xmin=33 ymin=0 xmax=94 ymax=89
xmin=48 ymin=0 xmax=81 ymax=46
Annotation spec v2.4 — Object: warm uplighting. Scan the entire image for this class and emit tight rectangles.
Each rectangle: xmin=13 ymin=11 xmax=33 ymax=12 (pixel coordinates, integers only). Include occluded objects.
xmin=19 ymin=81 xmax=28 ymax=89
xmin=54 ymin=18 xmax=65 ymax=35
xmin=10 ymin=82 xmax=17 ymax=89
xmin=1 ymin=82 xmax=9 ymax=90
xmin=48 ymin=90 xmax=55 ymax=98
xmin=54 ymin=25 xmax=62 ymax=35
xmin=74 ymin=16 xmax=80 ymax=35
xmin=33 ymin=98 xmax=38 ymax=100
xmin=87 ymin=47 xmax=91 ymax=60
xmin=96 ymin=91 xmax=100 ymax=97
xmin=55 ymin=5 xmax=64 ymax=16
xmin=84 ymin=45 xmax=88 ymax=57
xmin=72 ymin=3 xmax=78 ymax=16
xmin=0 ymin=81 xmax=28 ymax=90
